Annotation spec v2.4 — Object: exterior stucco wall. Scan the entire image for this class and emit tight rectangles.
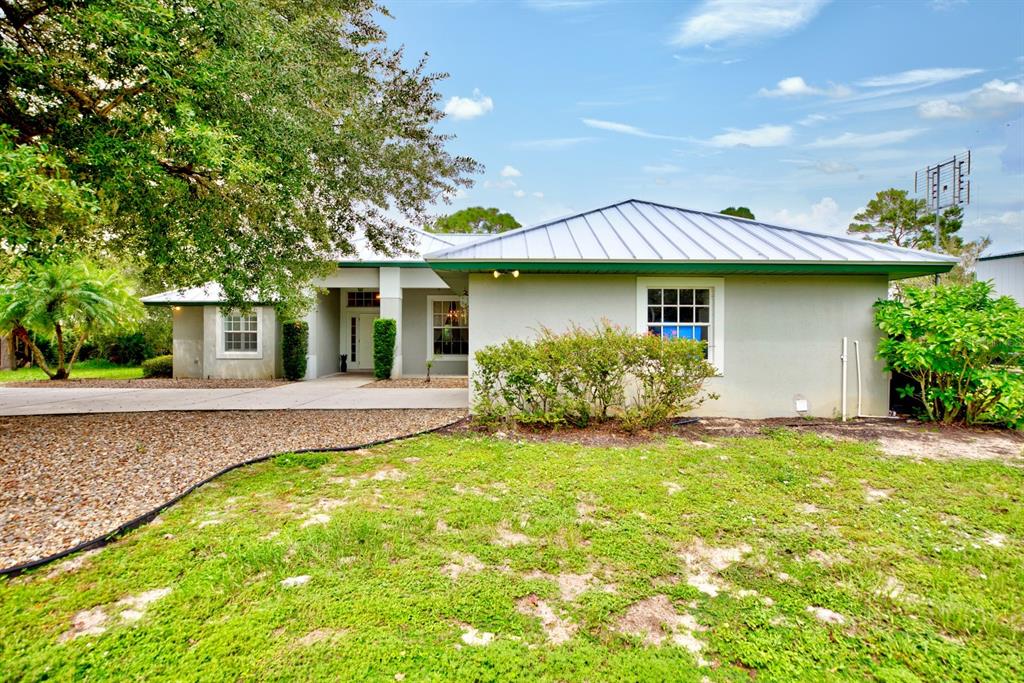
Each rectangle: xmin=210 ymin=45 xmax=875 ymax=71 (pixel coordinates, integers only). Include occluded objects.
xmin=976 ymin=255 xmax=1023 ymax=303
xmin=199 ymin=306 xmax=279 ymax=379
xmin=402 ymin=288 xmax=469 ymax=376
xmin=467 ymin=273 xmax=889 ymax=419
xmin=172 ymin=307 xmax=204 ymax=378
xmin=316 ymin=289 xmax=341 ymax=377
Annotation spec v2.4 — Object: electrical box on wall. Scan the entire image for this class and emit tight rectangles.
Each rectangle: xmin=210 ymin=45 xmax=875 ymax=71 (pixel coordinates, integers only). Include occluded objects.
xmin=794 ymin=398 xmax=809 ymax=413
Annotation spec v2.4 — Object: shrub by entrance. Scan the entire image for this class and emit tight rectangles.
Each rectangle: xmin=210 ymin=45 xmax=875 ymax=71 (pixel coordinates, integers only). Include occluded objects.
xmin=473 ymin=322 xmax=717 ymax=430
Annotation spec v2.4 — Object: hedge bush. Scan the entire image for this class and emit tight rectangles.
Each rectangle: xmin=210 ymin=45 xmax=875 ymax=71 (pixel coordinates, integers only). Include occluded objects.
xmin=473 ymin=322 xmax=717 ymax=430
xmin=373 ymin=318 xmax=397 ymax=380
xmin=281 ymin=320 xmax=309 ymax=381
xmin=141 ymin=354 xmax=173 ymax=378
xmin=874 ymin=282 xmax=1024 ymax=429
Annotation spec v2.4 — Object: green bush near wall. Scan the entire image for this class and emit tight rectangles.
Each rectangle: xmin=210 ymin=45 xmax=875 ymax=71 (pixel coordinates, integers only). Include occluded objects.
xmin=281 ymin=320 xmax=309 ymax=381
xmin=373 ymin=318 xmax=397 ymax=380
xmin=141 ymin=354 xmax=173 ymax=378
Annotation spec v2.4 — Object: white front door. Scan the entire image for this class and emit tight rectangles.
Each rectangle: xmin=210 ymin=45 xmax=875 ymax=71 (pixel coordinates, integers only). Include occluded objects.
xmin=355 ymin=313 xmax=377 ymax=370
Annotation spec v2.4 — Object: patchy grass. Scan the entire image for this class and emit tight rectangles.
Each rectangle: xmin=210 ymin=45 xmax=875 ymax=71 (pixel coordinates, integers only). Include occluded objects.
xmin=0 ymin=359 xmax=143 ymax=383
xmin=2 ymin=430 xmax=1022 ymax=680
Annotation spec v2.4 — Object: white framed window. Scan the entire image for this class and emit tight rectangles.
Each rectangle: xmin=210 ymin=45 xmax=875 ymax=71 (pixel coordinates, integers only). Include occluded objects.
xmin=636 ymin=277 xmax=725 ymax=373
xmin=216 ymin=308 xmax=263 ymax=359
xmin=426 ymin=296 xmax=468 ymax=359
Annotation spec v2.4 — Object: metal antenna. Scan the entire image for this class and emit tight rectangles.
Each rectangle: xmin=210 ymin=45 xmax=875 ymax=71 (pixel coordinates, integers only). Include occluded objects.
xmin=914 ymin=150 xmax=972 ymax=251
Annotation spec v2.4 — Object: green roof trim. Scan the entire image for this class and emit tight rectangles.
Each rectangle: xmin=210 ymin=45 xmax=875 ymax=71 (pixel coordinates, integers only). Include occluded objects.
xmin=425 ymin=260 xmax=955 ymax=279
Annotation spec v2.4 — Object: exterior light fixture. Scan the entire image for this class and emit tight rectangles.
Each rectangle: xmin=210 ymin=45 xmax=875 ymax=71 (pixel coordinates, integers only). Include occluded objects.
xmin=493 ymin=270 xmax=501 ymax=278
xmin=172 ymin=306 xmax=182 ymax=311
xmin=512 ymin=270 xmax=520 ymax=278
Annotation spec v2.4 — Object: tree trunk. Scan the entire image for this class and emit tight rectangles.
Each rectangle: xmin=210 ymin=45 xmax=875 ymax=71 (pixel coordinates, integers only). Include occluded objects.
xmin=13 ymin=326 xmax=55 ymax=378
xmin=53 ymin=322 xmax=67 ymax=379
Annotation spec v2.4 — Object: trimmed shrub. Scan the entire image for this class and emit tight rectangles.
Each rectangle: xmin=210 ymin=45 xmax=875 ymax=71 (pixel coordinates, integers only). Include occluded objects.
xmin=874 ymin=282 xmax=1024 ymax=429
xmin=473 ymin=321 xmax=717 ymax=430
xmin=373 ymin=318 xmax=397 ymax=380
xmin=141 ymin=354 xmax=173 ymax=378
xmin=281 ymin=320 xmax=309 ymax=381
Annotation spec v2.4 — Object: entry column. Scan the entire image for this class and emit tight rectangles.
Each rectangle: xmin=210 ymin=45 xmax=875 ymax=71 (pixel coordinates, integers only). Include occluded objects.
xmin=379 ymin=267 xmax=402 ymax=378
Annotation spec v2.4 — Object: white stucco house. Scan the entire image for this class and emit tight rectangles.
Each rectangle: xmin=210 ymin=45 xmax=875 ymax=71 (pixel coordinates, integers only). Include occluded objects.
xmin=143 ymin=199 xmax=956 ymax=417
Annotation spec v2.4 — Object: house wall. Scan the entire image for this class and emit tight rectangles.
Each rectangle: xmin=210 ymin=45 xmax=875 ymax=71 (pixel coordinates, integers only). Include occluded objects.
xmin=172 ymin=307 xmax=204 ymax=378
xmin=467 ymin=273 xmax=890 ymax=419
xmin=402 ymin=288 xmax=469 ymax=376
xmin=976 ymin=254 xmax=1023 ymax=303
xmin=199 ymin=306 xmax=279 ymax=379
xmin=316 ymin=289 xmax=341 ymax=377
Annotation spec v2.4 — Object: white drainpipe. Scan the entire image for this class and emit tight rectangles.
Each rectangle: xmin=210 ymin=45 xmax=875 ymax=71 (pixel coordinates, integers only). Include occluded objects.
xmin=854 ymin=340 xmax=863 ymax=418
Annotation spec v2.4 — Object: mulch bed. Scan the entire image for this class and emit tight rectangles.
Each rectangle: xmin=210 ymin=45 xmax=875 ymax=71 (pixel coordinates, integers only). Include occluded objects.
xmin=367 ymin=378 xmax=469 ymax=389
xmin=0 ymin=409 xmax=466 ymax=570
xmin=3 ymin=378 xmax=290 ymax=389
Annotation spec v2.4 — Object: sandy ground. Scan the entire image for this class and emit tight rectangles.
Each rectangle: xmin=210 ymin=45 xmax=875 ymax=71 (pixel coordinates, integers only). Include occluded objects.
xmin=0 ymin=409 xmax=466 ymax=570
xmin=454 ymin=417 xmax=1024 ymax=466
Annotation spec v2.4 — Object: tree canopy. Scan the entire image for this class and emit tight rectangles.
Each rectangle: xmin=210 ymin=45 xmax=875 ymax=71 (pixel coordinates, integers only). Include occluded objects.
xmin=847 ymin=189 xmax=938 ymax=249
xmin=1 ymin=0 xmax=477 ymax=310
xmin=427 ymin=206 xmax=521 ymax=234
xmin=720 ymin=207 xmax=755 ymax=220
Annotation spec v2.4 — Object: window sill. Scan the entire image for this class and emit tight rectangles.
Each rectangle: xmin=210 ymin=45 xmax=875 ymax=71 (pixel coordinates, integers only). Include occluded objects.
xmin=431 ymin=354 xmax=469 ymax=361
xmin=216 ymin=352 xmax=264 ymax=360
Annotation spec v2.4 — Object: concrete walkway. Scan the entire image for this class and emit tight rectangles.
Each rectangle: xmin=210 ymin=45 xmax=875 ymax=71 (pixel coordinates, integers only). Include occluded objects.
xmin=0 ymin=376 xmax=468 ymax=415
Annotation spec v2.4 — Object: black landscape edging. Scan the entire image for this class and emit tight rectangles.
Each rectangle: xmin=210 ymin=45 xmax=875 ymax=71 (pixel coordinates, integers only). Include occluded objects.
xmin=0 ymin=417 xmax=467 ymax=578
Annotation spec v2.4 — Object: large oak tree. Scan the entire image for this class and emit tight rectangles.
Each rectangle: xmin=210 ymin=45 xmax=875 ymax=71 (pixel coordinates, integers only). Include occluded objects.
xmin=1 ymin=0 xmax=478 ymax=309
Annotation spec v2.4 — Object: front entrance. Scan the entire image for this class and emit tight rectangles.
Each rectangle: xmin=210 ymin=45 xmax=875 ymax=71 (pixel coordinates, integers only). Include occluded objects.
xmin=348 ymin=313 xmax=378 ymax=371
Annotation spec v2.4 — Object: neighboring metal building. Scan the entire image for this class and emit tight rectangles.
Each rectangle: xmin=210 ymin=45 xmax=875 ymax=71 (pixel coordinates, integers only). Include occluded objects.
xmin=976 ymin=251 xmax=1024 ymax=303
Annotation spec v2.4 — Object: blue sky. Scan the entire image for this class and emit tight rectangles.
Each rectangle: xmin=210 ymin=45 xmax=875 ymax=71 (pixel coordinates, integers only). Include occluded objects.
xmin=384 ymin=0 xmax=1024 ymax=254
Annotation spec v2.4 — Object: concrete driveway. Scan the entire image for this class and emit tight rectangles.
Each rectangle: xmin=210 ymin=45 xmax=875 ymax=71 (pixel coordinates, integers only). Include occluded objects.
xmin=0 ymin=375 xmax=468 ymax=415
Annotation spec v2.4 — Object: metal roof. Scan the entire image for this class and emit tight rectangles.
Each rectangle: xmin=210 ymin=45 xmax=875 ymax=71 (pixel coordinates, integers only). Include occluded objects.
xmin=141 ymin=284 xmax=235 ymax=306
xmin=979 ymin=250 xmax=1024 ymax=262
xmin=423 ymin=199 xmax=958 ymax=277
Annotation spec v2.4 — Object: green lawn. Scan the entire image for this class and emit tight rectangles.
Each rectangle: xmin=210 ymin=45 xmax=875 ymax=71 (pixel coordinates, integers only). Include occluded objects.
xmin=2 ymin=430 xmax=1021 ymax=681
xmin=0 ymin=358 xmax=143 ymax=383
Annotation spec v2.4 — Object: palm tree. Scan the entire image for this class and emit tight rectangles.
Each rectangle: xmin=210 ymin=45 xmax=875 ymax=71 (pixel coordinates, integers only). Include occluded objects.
xmin=0 ymin=258 xmax=144 ymax=379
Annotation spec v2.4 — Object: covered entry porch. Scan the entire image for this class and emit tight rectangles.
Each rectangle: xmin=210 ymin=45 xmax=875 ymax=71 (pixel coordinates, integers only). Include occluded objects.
xmin=305 ymin=266 xmax=469 ymax=380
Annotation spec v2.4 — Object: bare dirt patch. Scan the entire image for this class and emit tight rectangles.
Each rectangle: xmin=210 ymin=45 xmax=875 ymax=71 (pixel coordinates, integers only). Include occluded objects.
xmin=296 ymin=628 xmax=347 ymax=646
xmin=441 ymin=552 xmax=485 ymax=580
xmin=494 ymin=521 xmax=533 ymax=547
xmin=458 ymin=625 xmax=494 ymax=647
xmin=366 ymin=377 xmax=469 ymax=389
xmin=523 ymin=570 xmax=615 ymax=601
xmin=678 ymin=537 xmax=752 ymax=597
xmin=0 ymin=409 xmax=465 ymax=571
xmin=615 ymin=594 xmax=706 ymax=661
xmin=58 ymin=586 xmax=172 ymax=642
xmin=516 ymin=594 xmax=577 ymax=645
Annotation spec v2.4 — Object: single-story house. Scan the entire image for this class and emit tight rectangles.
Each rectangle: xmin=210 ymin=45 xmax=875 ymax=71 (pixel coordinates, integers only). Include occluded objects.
xmin=976 ymin=250 xmax=1023 ymax=303
xmin=143 ymin=199 xmax=956 ymax=417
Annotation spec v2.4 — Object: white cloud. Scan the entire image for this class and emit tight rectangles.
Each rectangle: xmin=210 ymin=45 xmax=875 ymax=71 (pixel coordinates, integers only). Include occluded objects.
xmin=807 ymin=128 xmax=925 ymax=148
xmin=768 ymin=197 xmax=847 ymax=233
xmin=708 ymin=124 xmax=793 ymax=148
xmin=484 ymin=179 xmax=517 ymax=190
xmin=513 ymin=137 xmax=593 ymax=150
xmin=513 ymin=189 xmax=526 ymax=198
xmin=918 ymin=99 xmax=969 ymax=119
xmin=973 ymin=79 xmax=1024 ymax=109
xmin=532 ymin=191 xmax=545 ymax=198
xmin=525 ymin=0 xmax=608 ymax=9
xmin=672 ymin=0 xmax=828 ymax=47
xmin=758 ymin=76 xmax=851 ymax=98
xmin=443 ymin=89 xmax=494 ymax=120
xmin=856 ymin=68 xmax=983 ymax=89
xmin=581 ymin=118 xmax=683 ymax=140
xmin=798 ymin=113 xmax=831 ymax=126
xmin=643 ymin=163 xmax=683 ymax=174
xmin=500 ymin=165 xmax=522 ymax=178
